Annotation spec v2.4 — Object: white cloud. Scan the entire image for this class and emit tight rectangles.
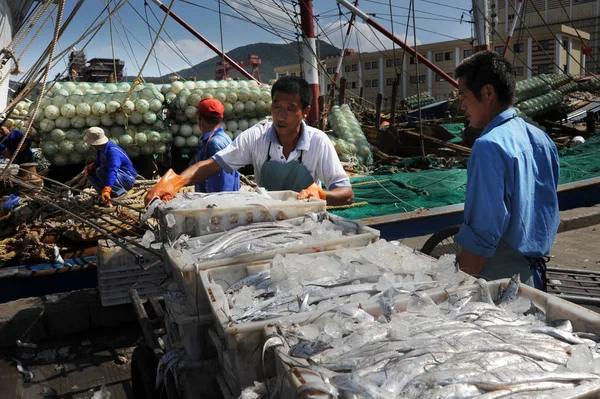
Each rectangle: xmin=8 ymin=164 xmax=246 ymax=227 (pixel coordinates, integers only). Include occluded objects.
xmin=321 ymin=20 xmax=420 ymax=54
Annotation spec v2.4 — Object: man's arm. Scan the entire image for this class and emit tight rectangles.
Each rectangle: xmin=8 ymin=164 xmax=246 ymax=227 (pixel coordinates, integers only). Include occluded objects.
xmin=458 ymin=248 xmax=488 ymax=275
xmin=325 ymin=186 xmax=353 ymax=206
xmin=179 ymin=158 xmax=223 ymax=185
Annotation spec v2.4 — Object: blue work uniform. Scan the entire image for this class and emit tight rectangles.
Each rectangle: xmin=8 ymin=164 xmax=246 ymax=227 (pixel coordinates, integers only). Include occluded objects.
xmin=194 ymin=127 xmax=240 ymax=193
xmin=454 ymin=109 xmax=560 ymax=290
xmin=88 ymin=141 xmax=137 ymax=197
xmin=0 ymin=129 xmax=33 ymax=164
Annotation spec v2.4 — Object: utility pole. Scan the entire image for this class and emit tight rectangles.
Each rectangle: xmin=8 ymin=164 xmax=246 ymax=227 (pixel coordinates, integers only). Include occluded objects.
xmin=299 ymin=0 xmax=320 ymax=125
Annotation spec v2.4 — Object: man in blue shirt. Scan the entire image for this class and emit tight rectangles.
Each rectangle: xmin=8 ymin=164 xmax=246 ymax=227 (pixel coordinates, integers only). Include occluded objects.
xmin=0 ymin=126 xmax=33 ymax=164
xmin=83 ymin=127 xmax=137 ymax=204
xmin=453 ymin=51 xmax=560 ymax=290
xmin=193 ymin=98 xmax=239 ymax=193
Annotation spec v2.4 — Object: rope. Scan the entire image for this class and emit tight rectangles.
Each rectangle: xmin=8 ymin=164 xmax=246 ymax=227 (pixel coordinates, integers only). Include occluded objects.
xmin=107 ymin=0 xmax=119 ymax=81
xmin=122 ymin=0 xmax=175 ymax=104
xmin=1 ymin=0 xmax=65 ymax=177
xmin=326 ymin=201 xmax=368 ymax=210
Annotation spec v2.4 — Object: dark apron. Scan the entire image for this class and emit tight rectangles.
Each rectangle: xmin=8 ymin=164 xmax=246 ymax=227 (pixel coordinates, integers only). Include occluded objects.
xmin=258 ymin=141 xmax=315 ymax=192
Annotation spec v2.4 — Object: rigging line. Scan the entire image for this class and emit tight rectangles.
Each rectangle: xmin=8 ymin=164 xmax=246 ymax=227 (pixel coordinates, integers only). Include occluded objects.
xmin=1 ymin=0 xmax=65 ymax=176
xmin=107 ymin=0 xmax=119 ymax=81
xmin=9 ymin=1 xmax=52 ymax=51
xmin=146 ymin=5 xmax=203 ymax=78
xmin=218 ymin=0 xmax=226 ymax=80
xmin=123 ymin=0 xmax=175 ymax=102
xmin=178 ymin=0 xmax=297 ymax=35
xmin=389 ymin=0 xmax=397 ymax=92
xmin=372 ymin=15 xmax=474 ymax=44
xmin=362 ymin=0 xmax=466 ymax=22
xmin=49 ymin=14 xmax=69 ymax=71
xmin=557 ymin=0 xmax=600 ymax=73
xmin=220 ymin=0 xmax=300 ymax=35
xmin=512 ymin=0 xmax=589 ymax=76
xmin=511 ymin=0 xmax=526 ymax=68
xmin=143 ymin=0 xmax=162 ymax=79
xmin=215 ymin=0 xmax=298 ymax=38
xmin=223 ymin=0 xmax=301 ymax=33
xmin=111 ymin=2 xmax=143 ymax=73
xmin=396 ymin=0 xmax=413 ymax=103
xmin=411 ymin=0 xmax=426 ymax=160
xmin=420 ymin=0 xmax=471 ymax=12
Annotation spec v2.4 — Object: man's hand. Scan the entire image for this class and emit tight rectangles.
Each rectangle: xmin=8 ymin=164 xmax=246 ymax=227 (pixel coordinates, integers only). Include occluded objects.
xmin=83 ymin=162 xmax=95 ymax=177
xmin=144 ymin=169 xmax=186 ymax=206
xmin=0 ymin=126 xmax=10 ymax=136
xmin=297 ymin=183 xmax=326 ymax=201
xmin=101 ymin=186 xmax=112 ymax=206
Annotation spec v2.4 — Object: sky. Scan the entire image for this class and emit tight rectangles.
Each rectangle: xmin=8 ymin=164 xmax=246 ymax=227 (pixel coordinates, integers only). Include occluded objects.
xmin=13 ymin=0 xmax=474 ymax=81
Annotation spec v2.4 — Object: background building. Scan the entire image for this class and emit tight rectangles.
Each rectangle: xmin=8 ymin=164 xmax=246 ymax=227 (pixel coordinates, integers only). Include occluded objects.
xmin=274 ymin=2 xmax=594 ymax=108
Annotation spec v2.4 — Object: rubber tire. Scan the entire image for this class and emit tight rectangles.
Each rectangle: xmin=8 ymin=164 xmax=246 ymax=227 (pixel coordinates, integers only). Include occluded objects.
xmin=131 ymin=346 xmax=165 ymax=399
xmin=420 ymin=225 xmax=461 ymax=257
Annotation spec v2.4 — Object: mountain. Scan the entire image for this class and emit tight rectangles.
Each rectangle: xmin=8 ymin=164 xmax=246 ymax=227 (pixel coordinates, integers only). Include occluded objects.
xmin=130 ymin=41 xmax=340 ymax=83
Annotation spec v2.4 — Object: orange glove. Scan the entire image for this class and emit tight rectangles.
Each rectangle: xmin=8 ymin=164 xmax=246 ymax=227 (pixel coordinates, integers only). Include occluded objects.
xmin=144 ymin=168 xmax=187 ymax=206
xmin=101 ymin=186 xmax=112 ymax=205
xmin=84 ymin=162 xmax=95 ymax=176
xmin=297 ymin=183 xmax=326 ymax=201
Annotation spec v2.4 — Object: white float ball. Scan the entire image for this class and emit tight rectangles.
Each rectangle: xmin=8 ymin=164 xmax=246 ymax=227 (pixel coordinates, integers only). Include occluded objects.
xmin=74 ymin=141 xmax=89 ymax=154
xmin=188 ymin=92 xmax=202 ymax=107
xmin=237 ymin=119 xmax=249 ymax=131
xmin=255 ymin=100 xmax=267 ymax=114
xmin=149 ymin=99 xmax=162 ymax=112
xmin=91 ymin=102 xmax=106 ymax=116
xmin=233 ymin=130 xmax=243 ymax=139
xmin=43 ymin=141 xmax=59 ymax=156
xmin=195 ymin=81 xmax=207 ymax=89
xmin=44 ymin=105 xmax=61 ymax=120
xmin=118 ymin=83 xmax=130 ymax=92
xmin=260 ymin=91 xmax=271 ymax=102
xmin=86 ymin=115 xmax=100 ymax=127
xmin=105 ymin=83 xmax=118 ymax=93
xmin=233 ymin=101 xmax=244 ymax=114
xmin=101 ymin=114 xmax=114 ymax=126
xmin=134 ymin=99 xmax=150 ymax=114
xmin=249 ymin=90 xmax=260 ymax=102
xmin=114 ymin=112 xmax=127 ymax=126
xmin=39 ymin=119 xmax=55 ymax=133
xmin=192 ymin=124 xmax=202 ymax=136
xmin=215 ymin=91 xmax=227 ymax=103
xmin=129 ymin=111 xmax=143 ymax=124
xmin=59 ymin=140 xmax=74 ymax=154
xmin=147 ymin=130 xmax=161 ymax=144
xmin=119 ymin=134 xmax=133 ymax=148
xmin=184 ymin=81 xmax=195 ymax=91
xmin=238 ymin=88 xmax=250 ymax=102
xmin=244 ymin=101 xmax=256 ymax=114
xmin=173 ymin=136 xmax=186 ymax=147
xmin=55 ymin=116 xmax=71 ymax=129
xmin=184 ymin=106 xmax=197 ymax=120
xmin=226 ymin=120 xmax=238 ymax=132
xmin=122 ymin=100 xmax=135 ymax=115
xmin=60 ymin=103 xmax=77 ymax=118
xmin=186 ymin=136 xmax=199 ymax=147
xmin=56 ymin=89 xmax=70 ymax=98
xmin=226 ymin=91 xmax=238 ymax=103
xmin=225 ymin=131 xmax=234 ymax=139
xmin=165 ymin=92 xmax=177 ymax=102
xmin=106 ymin=101 xmax=120 ymax=114
xmin=170 ymin=81 xmax=184 ymax=94
xmin=248 ymin=117 xmax=259 ymax=127
xmin=142 ymin=112 xmax=157 ymax=125
xmin=179 ymin=124 xmax=193 ymax=137
xmin=67 ymin=95 xmax=83 ymax=106
xmin=170 ymin=124 xmax=180 ymax=134
xmin=53 ymin=154 xmax=68 ymax=166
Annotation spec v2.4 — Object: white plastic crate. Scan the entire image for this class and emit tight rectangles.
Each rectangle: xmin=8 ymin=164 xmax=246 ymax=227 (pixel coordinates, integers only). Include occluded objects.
xmin=274 ymin=280 xmax=600 ymax=399
xmin=164 ymin=213 xmax=380 ymax=315
xmin=97 ymin=239 xmax=166 ymax=306
xmin=198 ymin=245 xmax=438 ymax=390
xmin=156 ymin=190 xmax=326 ymax=241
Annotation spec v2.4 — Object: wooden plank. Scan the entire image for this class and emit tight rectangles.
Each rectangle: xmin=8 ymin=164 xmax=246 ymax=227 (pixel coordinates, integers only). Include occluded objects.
xmin=402 ymin=129 xmax=471 ymax=154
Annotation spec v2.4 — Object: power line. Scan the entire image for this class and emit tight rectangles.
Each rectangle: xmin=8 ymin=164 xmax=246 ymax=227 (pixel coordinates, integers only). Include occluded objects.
xmin=420 ymin=0 xmax=471 ymax=12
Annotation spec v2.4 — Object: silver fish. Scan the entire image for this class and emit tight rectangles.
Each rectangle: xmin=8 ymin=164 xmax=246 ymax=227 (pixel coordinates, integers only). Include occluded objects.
xmin=529 ymin=326 xmax=586 ymax=345
xmin=225 ymin=270 xmax=270 ymax=294
xmin=476 ymin=278 xmax=495 ymax=305
xmin=13 ymin=358 xmax=34 ymax=382
xmin=496 ymin=273 xmax=520 ymax=304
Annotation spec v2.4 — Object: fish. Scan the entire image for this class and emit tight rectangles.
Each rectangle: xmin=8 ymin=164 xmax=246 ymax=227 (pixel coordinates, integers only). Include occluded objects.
xmin=298 ymin=293 xmax=310 ymax=312
xmin=495 ymin=273 xmax=520 ymax=304
xmin=529 ymin=326 xmax=587 ymax=345
xmin=475 ymin=278 xmax=495 ymax=305
xmin=13 ymin=358 xmax=34 ymax=382
xmin=225 ymin=270 xmax=270 ymax=294
xmin=290 ymin=340 xmax=332 ymax=358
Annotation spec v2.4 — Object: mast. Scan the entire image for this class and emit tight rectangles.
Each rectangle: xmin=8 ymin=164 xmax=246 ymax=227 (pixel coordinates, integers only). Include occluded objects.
xmin=473 ymin=0 xmax=491 ymax=53
xmin=299 ymin=0 xmax=319 ymax=125
xmin=502 ymin=0 xmax=523 ymax=57
xmin=150 ymin=0 xmax=260 ymax=84
xmin=333 ymin=0 xmax=359 ymax=84
xmin=336 ymin=0 xmax=457 ymax=88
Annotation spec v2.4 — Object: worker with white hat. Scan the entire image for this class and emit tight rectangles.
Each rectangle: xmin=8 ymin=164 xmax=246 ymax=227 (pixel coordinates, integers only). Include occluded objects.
xmin=83 ymin=127 xmax=137 ymax=203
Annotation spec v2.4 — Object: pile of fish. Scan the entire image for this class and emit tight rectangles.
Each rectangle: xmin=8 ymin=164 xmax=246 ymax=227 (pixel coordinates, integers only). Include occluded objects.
xmin=177 ymin=213 xmax=362 ymax=261
xmin=214 ymin=240 xmax=467 ymax=323
xmin=163 ymin=188 xmax=294 ymax=210
xmin=255 ymin=275 xmax=600 ymax=399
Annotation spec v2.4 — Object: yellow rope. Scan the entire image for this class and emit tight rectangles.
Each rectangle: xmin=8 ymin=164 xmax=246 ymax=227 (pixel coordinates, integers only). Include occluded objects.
xmin=352 ymin=179 xmax=390 ymax=187
xmin=326 ymin=201 xmax=369 ymax=211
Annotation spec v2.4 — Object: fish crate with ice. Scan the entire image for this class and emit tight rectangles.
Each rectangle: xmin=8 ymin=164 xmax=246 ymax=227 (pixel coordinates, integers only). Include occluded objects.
xmin=270 ymin=277 xmax=600 ymax=399
xmin=197 ymin=241 xmax=447 ymax=391
xmin=98 ymin=239 xmax=166 ymax=306
xmin=164 ymin=212 xmax=380 ymax=315
xmin=156 ymin=190 xmax=326 ymax=241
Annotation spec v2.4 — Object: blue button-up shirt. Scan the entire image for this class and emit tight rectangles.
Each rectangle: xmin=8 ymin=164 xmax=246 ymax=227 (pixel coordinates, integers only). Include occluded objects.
xmin=96 ymin=141 xmax=137 ymax=188
xmin=0 ymin=129 xmax=31 ymax=155
xmin=455 ymin=109 xmax=560 ymax=258
xmin=195 ymin=127 xmax=240 ymax=193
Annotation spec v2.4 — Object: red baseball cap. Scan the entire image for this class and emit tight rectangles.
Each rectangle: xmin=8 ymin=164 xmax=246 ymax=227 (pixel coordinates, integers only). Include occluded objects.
xmin=196 ymin=98 xmax=224 ymax=119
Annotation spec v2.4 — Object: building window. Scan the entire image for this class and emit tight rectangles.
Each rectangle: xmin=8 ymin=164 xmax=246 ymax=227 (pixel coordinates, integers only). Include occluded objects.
xmin=371 ymin=61 xmax=378 ymax=69
xmin=395 ymin=58 xmax=401 ymax=66
xmin=386 ymin=77 xmax=394 ymax=86
xmin=386 ymin=59 xmax=394 ymax=67
xmin=344 ymin=65 xmax=350 ymax=72
xmin=327 ymin=84 xmax=332 ymax=91
xmin=538 ymin=64 xmax=550 ymax=74
xmin=515 ymin=66 xmax=524 ymax=76
xmin=494 ymin=45 xmax=504 ymax=54
xmin=538 ymin=40 xmax=551 ymax=51
xmin=445 ymin=52 xmax=453 ymax=61
xmin=365 ymin=80 xmax=371 ymax=87
xmin=435 ymin=74 xmax=445 ymax=82
xmin=563 ymin=39 xmax=568 ymax=50
xmin=351 ymin=81 xmax=357 ymax=89
xmin=508 ymin=14 xmax=515 ymax=21
xmin=409 ymin=76 xmax=417 ymax=84
xmin=372 ymin=79 xmax=379 ymax=87
xmin=326 ymin=67 xmax=334 ymax=74
xmin=435 ymin=52 xmax=443 ymax=62
xmin=513 ymin=43 xmax=524 ymax=53
xmin=463 ymin=49 xmax=473 ymax=58
xmin=418 ymin=75 xmax=426 ymax=83
xmin=410 ymin=56 xmax=415 ymax=65
xmin=365 ymin=62 xmax=371 ymax=70
xmin=352 ymin=64 xmax=358 ymax=71
xmin=290 ymin=72 xmax=296 ymax=76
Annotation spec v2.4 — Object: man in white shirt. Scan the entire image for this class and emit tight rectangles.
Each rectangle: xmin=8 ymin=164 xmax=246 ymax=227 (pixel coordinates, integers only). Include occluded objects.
xmin=145 ymin=76 xmax=354 ymax=206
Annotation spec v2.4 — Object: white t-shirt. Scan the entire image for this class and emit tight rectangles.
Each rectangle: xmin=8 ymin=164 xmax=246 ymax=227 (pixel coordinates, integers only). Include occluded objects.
xmin=213 ymin=120 xmax=350 ymax=190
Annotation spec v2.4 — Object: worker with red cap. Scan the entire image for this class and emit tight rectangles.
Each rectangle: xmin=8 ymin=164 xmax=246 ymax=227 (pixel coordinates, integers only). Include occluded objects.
xmin=193 ymin=98 xmax=239 ymax=193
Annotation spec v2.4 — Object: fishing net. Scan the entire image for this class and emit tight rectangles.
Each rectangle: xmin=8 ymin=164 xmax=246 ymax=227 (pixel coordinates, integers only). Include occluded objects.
xmin=330 ymin=130 xmax=600 ymax=220
xmin=440 ymin=123 xmax=464 ymax=144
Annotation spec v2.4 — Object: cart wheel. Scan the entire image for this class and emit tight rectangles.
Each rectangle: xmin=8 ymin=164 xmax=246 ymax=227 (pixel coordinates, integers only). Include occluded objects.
xmin=420 ymin=225 xmax=461 ymax=259
xmin=131 ymin=346 xmax=164 ymax=399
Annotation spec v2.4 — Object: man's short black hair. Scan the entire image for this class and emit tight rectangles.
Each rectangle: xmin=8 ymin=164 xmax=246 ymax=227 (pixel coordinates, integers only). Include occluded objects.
xmin=271 ymin=75 xmax=312 ymax=109
xmin=454 ymin=51 xmax=516 ymax=106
